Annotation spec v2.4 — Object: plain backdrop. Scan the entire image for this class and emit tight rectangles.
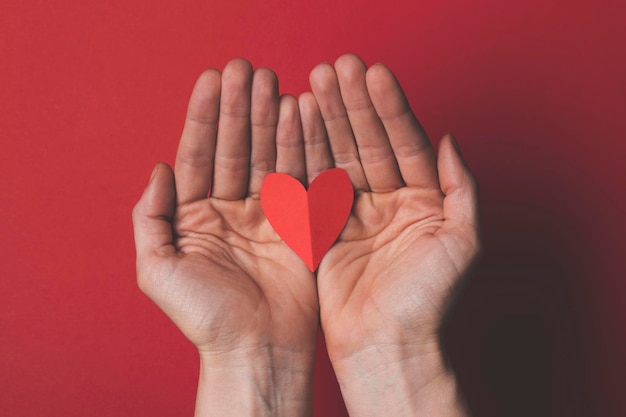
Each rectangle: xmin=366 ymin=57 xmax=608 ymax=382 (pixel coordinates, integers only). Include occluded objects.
xmin=1 ymin=1 xmax=625 ymax=416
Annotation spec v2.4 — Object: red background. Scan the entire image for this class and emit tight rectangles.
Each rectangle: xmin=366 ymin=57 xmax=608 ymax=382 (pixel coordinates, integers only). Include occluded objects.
xmin=1 ymin=1 xmax=625 ymax=416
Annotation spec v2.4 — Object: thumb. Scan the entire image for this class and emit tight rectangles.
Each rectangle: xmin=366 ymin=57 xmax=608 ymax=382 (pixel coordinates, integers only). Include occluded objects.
xmin=437 ymin=134 xmax=480 ymax=234
xmin=132 ymin=162 xmax=177 ymax=261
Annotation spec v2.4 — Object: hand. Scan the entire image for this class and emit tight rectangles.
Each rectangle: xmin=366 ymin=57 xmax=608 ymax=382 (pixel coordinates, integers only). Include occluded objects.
xmin=300 ymin=54 xmax=480 ymax=416
xmin=132 ymin=59 xmax=318 ymax=417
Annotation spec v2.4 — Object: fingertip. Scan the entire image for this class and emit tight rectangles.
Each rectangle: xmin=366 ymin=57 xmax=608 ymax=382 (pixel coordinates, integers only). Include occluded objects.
xmin=309 ymin=62 xmax=337 ymax=92
xmin=251 ymin=67 xmax=279 ymax=123
xmin=149 ymin=162 xmax=160 ymax=183
xmin=277 ymin=94 xmax=302 ymax=147
xmin=365 ymin=63 xmax=397 ymax=96
xmin=438 ymin=135 xmax=464 ymax=185
xmin=298 ymin=90 xmax=314 ymax=101
xmin=334 ymin=52 xmax=364 ymax=65
xmin=132 ymin=162 xmax=176 ymax=256
xmin=298 ymin=91 xmax=317 ymax=115
xmin=279 ymin=94 xmax=300 ymax=120
xmin=195 ymin=68 xmax=222 ymax=88
xmin=224 ymin=57 xmax=254 ymax=73
xmin=188 ymin=69 xmax=221 ymax=119
xmin=145 ymin=162 xmax=176 ymax=215
xmin=438 ymin=134 xmax=478 ymax=215
xmin=443 ymin=133 xmax=463 ymax=157
xmin=365 ymin=63 xmax=414 ymax=125
xmin=253 ymin=67 xmax=278 ymax=90
xmin=136 ymin=162 xmax=168 ymax=209
xmin=367 ymin=61 xmax=391 ymax=72
xmin=154 ymin=161 xmax=174 ymax=180
xmin=334 ymin=53 xmax=367 ymax=80
xmin=439 ymin=134 xmax=472 ymax=182
xmin=192 ymin=68 xmax=221 ymax=98
xmin=221 ymin=58 xmax=254 ymax=91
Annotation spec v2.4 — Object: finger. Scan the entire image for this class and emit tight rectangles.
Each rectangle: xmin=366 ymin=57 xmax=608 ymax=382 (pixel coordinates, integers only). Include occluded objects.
xmin=437 ymin=134 xmax=480 ymax=230
xmin=299 ymin=92 xmax=333 ymax=185
xmin=275 ymin=94 xmax=306 ymax=183
xmin=174 ymin=69 xmax=221 ymax=205
xmin=211 ymin=59 xmax=253 ymax=200
xmin=366 ymin=63 xmax=439 ymax=190
xmin=132 ymin=162 xmax=177 ymax=264
xmin=334 ymin=54 xmax=403 ymax=192
xmin=309 ymin=62 xmax=369 ymax=191
xmin=248 ymin=68 xmax=279 ymax=198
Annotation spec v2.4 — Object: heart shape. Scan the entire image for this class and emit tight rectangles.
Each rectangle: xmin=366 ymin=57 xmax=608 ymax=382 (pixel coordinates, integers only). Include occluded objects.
xmin=260 ymin=168 xmax=354 ymax=271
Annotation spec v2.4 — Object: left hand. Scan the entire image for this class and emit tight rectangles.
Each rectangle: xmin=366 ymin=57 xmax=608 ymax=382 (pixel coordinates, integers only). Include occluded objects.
xmin=299 ymin=54 xmax=480 ymax=417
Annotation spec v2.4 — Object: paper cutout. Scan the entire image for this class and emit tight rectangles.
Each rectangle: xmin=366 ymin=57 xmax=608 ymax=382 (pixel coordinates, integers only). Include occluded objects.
xmin=260 ymin=168 xmax=354 ymax=271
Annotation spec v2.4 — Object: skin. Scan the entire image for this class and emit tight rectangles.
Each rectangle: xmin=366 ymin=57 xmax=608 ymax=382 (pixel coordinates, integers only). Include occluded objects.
xmin=302 ymin=54 xmax=480 ymax=416
xmin=132 ymin=54 xmax=480 ymax=417
xmin=133 ymin=60 xmax=318 ymax=417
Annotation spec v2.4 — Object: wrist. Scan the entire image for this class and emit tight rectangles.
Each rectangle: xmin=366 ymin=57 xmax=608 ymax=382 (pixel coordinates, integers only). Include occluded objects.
xmin=195 ymin=345 xmax=315 ymax=417
xmin=330 ymin=341 xmax=467 ymax=417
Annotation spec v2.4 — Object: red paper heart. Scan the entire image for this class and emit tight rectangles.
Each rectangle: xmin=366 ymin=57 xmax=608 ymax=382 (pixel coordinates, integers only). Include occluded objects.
xmin=260 ymin=168 xmax=354 ymax=271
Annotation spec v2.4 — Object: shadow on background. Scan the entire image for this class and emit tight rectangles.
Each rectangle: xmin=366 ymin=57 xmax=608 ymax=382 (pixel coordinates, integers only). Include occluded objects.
xmin=443 ymin=252 xmax=589 ymax=417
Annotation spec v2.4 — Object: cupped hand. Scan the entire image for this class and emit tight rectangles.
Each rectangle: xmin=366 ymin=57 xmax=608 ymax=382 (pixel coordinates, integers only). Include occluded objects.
xmin=300 ymin=54 xmax=480 ymax=384
xmin=132 ymin=59 xmax=318 ymax=357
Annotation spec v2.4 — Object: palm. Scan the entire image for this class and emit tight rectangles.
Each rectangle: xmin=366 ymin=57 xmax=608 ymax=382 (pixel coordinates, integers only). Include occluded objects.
xmin=318 ymin=187 xmax=461 ymax=355
xmin=158 ymin=198 xmax=316 ymax=351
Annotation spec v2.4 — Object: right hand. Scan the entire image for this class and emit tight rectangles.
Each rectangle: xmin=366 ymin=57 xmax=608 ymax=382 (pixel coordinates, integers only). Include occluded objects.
xmin=132 ymin=58 xmax=318 ymax=374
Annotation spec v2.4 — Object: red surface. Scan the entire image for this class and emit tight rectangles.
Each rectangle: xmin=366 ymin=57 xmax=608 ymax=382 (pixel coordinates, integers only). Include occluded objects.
xmin=1 ymin=1 xmax=625 ymax=416
xmin=261 ymin=169 xmax=353 ymax=271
